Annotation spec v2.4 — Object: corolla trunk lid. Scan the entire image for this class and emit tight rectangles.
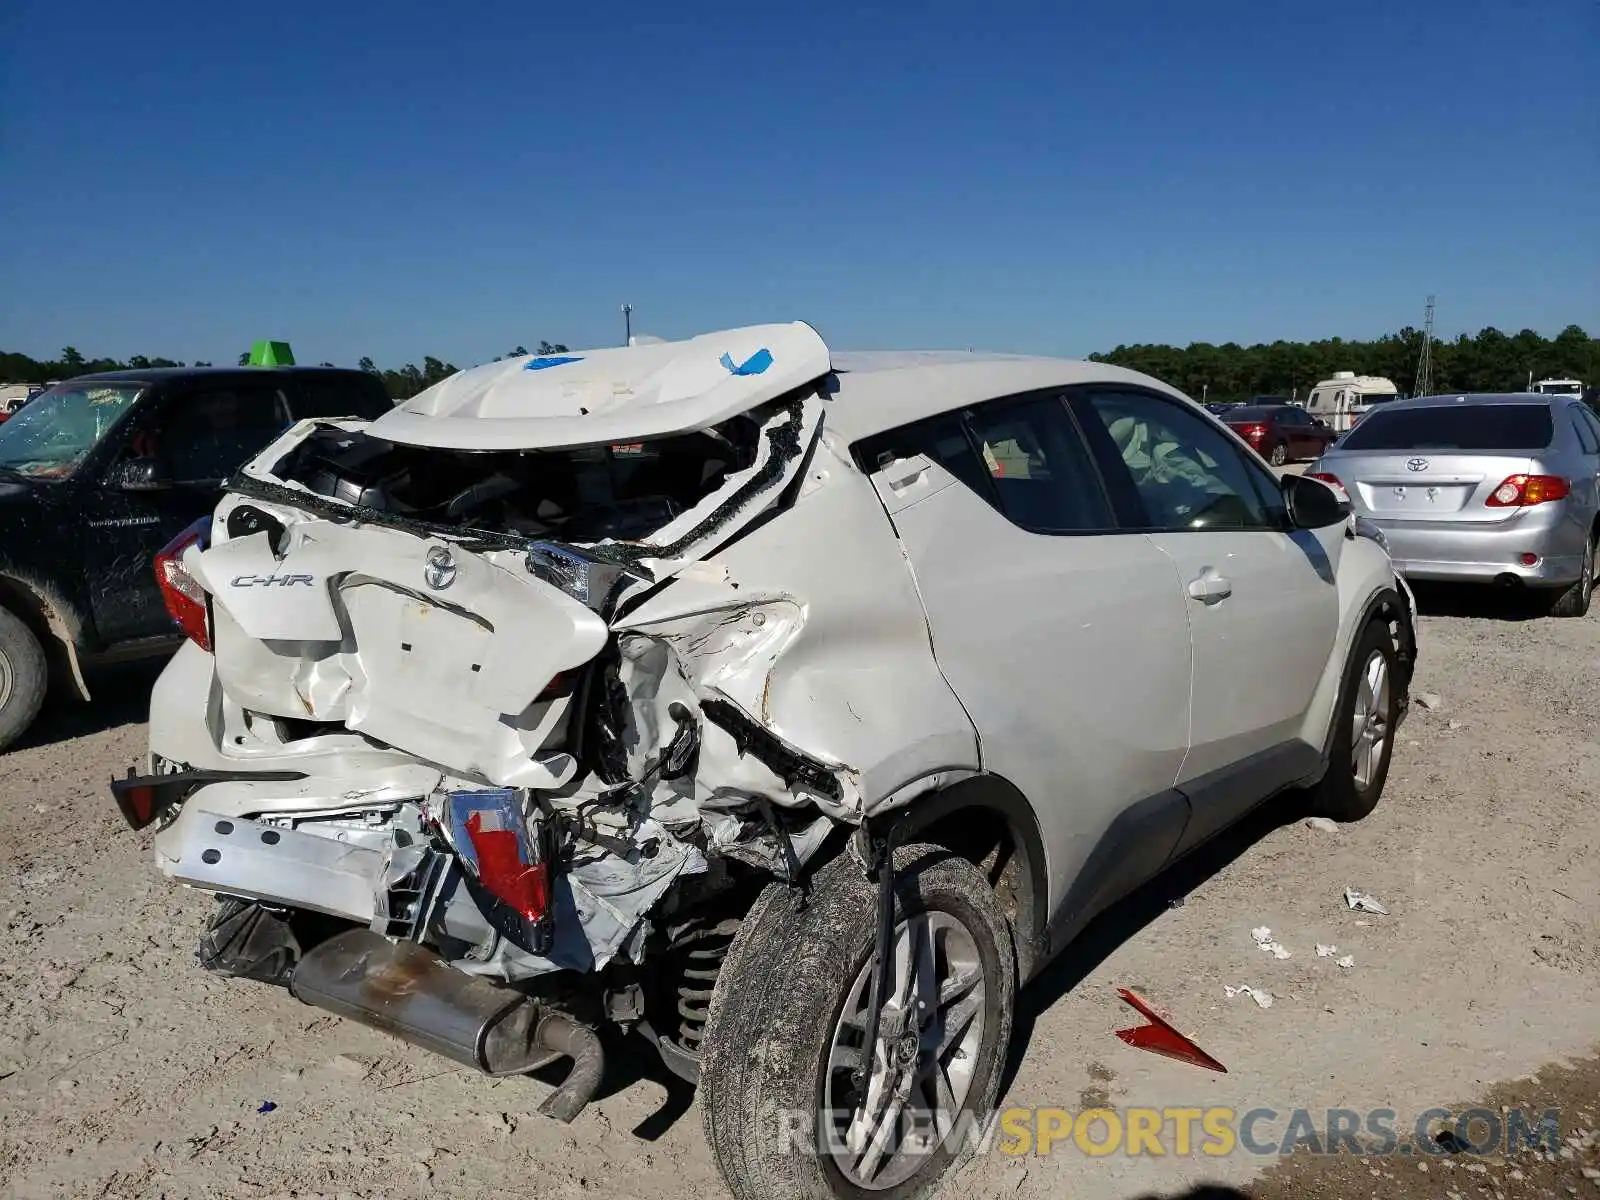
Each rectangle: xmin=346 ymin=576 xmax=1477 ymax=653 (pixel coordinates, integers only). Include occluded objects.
xmin=186 ymin=327 xmax=831 ymax=784
xmin=1324 ymin=451 xmax=1538 ymax=524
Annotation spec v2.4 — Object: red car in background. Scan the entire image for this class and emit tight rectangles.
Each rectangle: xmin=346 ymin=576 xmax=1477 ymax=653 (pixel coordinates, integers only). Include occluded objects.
xmin=1222 ymin=403 xmax=1338 ymax=466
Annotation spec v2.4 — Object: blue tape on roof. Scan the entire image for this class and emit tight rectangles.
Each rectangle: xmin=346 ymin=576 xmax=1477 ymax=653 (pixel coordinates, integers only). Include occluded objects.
xmin=720 ymin=349 xmax=773 ymax=376
xmin=524 ymin=356 xmax=584 ymax=371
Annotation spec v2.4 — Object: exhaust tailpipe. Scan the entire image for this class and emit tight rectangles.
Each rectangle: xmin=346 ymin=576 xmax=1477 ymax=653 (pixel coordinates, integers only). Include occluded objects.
xmin=290 ymin=928 xmax=604 ymax=1122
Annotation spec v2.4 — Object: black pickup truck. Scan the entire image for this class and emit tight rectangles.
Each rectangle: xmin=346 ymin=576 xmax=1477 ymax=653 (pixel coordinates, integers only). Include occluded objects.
xmin=0 ymin=366 xmax=392 ymax=749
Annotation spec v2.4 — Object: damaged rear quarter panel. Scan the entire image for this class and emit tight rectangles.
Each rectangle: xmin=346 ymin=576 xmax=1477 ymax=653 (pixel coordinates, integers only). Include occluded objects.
xmin=613 ymin=431 xmax=979 ymax=815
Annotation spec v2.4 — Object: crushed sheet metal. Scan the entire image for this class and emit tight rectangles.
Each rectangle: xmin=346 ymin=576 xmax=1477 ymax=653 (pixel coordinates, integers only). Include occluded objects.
xmin=443 ymin=819 xmax=706 ymax=981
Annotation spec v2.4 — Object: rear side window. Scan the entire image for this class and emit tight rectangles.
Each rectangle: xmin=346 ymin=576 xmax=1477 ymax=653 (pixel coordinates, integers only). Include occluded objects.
xmin=1341 ymin=405 xmax=1554 ymax=452
xmin=962 ymin=398 xmax=1115 ymax=532
xmin=293 ymin=374 xmax=393 ymax=421
xmin=854 ymin=395 xmax=1115 ymax=533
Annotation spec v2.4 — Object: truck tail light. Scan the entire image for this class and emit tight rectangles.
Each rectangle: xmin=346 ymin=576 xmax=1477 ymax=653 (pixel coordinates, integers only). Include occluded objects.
xmin=1308 ymin=472 xmax=1347 ymax=497
xmin=1486 ymin=475 xmax=1569 ymax=508
xmin=155 ymin=517 xmax=213 ymax=651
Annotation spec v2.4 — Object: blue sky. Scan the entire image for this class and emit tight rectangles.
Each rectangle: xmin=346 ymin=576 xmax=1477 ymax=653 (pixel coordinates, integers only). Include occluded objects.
xmin=2 ymin=0 xmax=1595 ymax=369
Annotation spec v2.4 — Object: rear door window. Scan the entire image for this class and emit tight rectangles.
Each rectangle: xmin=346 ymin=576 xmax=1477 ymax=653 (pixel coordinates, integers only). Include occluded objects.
xmin=961 ymin=398 xmax=1116 ymax=533
xmin=1340 ymin=405 xmax=1554 ymax=452
xmin=162 ymin=384 xmax=293 ymax=482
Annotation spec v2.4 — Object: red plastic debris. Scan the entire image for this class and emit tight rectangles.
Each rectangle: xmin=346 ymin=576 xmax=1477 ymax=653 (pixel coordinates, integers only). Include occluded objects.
xmin=1114 ymin=987 xmax=1227 ymax=1073
xmin=464 ymin=811 xmax=550 ymax=922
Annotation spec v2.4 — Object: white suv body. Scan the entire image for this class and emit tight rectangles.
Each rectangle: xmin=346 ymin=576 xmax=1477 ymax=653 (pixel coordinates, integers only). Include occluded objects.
xmin=126 ymin=323 xmax=1415 ymax=1199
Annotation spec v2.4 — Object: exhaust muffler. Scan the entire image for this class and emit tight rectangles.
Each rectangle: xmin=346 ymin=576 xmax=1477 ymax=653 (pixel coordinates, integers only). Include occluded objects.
xmin=290 ymin=928 xmax=604 ymax=1122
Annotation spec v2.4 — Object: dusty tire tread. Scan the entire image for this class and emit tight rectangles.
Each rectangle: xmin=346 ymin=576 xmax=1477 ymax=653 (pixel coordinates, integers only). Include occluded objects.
xmin=701 ymin=843 xmax=1016 ymax=1200
xmin=0 ymin=607 xmax=48 ymax=753
xmin=1309 ymin=617 xmax=1398 ymax=822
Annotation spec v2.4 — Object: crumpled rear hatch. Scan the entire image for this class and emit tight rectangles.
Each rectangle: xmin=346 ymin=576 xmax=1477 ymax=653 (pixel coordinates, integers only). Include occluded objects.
xmin=185 ymin=327 xmax=830 ymax=785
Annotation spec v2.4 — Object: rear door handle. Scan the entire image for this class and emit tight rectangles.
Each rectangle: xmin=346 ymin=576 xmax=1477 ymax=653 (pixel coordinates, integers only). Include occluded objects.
xmin=1187 ymin=569 xmax=1233 ymax=604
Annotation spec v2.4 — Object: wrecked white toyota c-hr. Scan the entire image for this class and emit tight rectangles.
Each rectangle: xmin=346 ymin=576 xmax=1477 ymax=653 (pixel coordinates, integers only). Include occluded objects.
xmin=117 ymin=322 xmax=1415 ymax=1199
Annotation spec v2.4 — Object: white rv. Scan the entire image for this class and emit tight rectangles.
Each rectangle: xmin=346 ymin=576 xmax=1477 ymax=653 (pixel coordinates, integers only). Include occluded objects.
xmin=1530 ymin=377 xmax=1583 ymax=399
xmin=1305 ymin=371 xmax=1400 ymax=432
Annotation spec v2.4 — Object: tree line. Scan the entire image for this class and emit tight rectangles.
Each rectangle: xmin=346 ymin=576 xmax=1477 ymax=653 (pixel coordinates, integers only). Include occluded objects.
xmin=0 ymin=341 xmax=571 ymax=401
xmin=1090 ymin=324 xmax=1597 ymax=403
xmin=5 ymin=327 xmax=1594 ymax=404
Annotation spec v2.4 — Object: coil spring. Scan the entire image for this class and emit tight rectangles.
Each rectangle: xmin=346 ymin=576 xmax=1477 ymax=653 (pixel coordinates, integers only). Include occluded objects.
xmin=666 ymin=916 xmax=741 ymax=1053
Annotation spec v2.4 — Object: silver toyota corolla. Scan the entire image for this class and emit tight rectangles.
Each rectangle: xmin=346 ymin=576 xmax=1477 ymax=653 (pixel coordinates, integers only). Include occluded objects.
xmin=1309 ymin=392 xmax=1600 ymax=615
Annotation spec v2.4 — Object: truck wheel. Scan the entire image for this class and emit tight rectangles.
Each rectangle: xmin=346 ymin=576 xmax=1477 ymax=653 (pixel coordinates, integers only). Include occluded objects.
xmin=1269 ymin=441 xmax=1289 ymax=466
xmin=1308 ymin=617 xmax=1399 ymax=822
xmin=1547 ymin=534 xmax=1594 ymax=618
xmin=701 ymin=843 xmax=1016 ymax=1200
xmin=0 ymin=606 xmax=48 ymax=752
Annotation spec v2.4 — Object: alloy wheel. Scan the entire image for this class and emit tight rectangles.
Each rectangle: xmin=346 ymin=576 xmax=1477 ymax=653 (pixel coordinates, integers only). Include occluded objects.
xmin=1351 ymin=649 xmax=1390 ymax=790
xmin=822 ymin=911 xmax=987 ymax=1190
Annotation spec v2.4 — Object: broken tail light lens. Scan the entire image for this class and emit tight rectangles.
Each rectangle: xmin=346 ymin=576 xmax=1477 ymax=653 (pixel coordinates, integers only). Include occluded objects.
xmin=155 ymin=517 xmax=213 ymax=651
xmin=445 ymin=790 xmax=552 ymax=947
xmin=1486 ymin=474 xmax=1570 ymax=508
xmin=525 ymin=541 xmax=644 ymax=614
xmin=1307 ymin=472 xmax=1347 ymax=498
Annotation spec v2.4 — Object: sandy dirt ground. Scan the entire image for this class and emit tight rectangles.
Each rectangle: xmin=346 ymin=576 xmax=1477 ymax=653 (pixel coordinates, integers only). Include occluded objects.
xmin=1 ymin=588 xmax=1597 ymax=1200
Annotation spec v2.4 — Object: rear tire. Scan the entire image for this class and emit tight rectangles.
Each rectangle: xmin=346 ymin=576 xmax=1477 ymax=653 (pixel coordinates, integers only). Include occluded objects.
xmin=1269 ymin=442 xmax=1289 ymax=467
xmin=0 ymin=606 xmax=48 ymax=752
xmin=701 ymin=844 xmax=1016 ymax=1200
xmin=1548 ymin=534 xmax=1594 ymax=618
xmin=1308 ymin=617 xmax=1400 ymax=822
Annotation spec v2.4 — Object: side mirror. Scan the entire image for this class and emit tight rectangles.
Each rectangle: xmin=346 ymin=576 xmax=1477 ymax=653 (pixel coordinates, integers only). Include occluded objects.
xmin=109 ymin=456 xmax=172 ymax=492
xmin=1283 ymin=472 xmax=1350 ymax=528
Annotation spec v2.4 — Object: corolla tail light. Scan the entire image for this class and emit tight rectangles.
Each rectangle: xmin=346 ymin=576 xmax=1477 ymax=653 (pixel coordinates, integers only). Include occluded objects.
xmin=1486 ymin=475 xmax=1570 ymax=508
xmin=154 ymin=517 xmax=213 ymax=651
xmin=1308 ymin=472 xmax=1348 ymax=499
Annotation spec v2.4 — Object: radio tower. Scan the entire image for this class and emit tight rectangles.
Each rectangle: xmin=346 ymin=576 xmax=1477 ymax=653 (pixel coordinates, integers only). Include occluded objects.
xmin=1413 ymin=295 xmax=1436 ymax=398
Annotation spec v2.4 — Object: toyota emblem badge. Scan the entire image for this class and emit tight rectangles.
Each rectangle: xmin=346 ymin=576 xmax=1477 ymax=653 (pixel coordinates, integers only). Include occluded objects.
xmin=424 ymin=545 xmax=457 ymax=590
xmin=1406 ymin=457 xmax=1429 ymax=472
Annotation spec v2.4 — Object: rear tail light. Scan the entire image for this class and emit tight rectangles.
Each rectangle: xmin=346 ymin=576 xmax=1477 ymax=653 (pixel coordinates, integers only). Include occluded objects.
xmin=1308 ymin=472 xmax=1347 ymax=497
xmin=1232 ymin=423 xmax=1267 ymax=440
xmin=155 ymin=517 xmax=213 ymax=651
xmin=1486 ymin=475 xmax=1570 ymax=508
xmin=446 ymin=790 xmax=553 ymax=950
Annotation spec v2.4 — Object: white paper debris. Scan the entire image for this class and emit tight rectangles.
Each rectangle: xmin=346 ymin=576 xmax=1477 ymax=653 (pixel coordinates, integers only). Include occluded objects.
xmin=1344 ymin=888 xmax=1389 ymax=915
xmin=1336 ymin=955 xmax=1355 ymax=969
xmin=1414 ymin=692 xmax=1444 ymax=711
xmin=1305 ymin=817 xmax=1340 ymax=833
xmin=1355 ymin=920 xmax=1371 ymax=927
xmin=1251 ymin=927 xmax=1291 ymax=958
xmin=1224 ymin=984 xmax=1274 ymax=1009
xmin=1316 ymin=943 xmax=1338 ymax=957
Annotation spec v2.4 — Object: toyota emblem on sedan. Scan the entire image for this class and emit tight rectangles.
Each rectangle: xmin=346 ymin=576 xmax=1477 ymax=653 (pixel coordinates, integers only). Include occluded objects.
xmin=1406 ymin=457 xmax=1430 ymax=472
xmin=424 ymin=545 xmax=457 ymax=590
